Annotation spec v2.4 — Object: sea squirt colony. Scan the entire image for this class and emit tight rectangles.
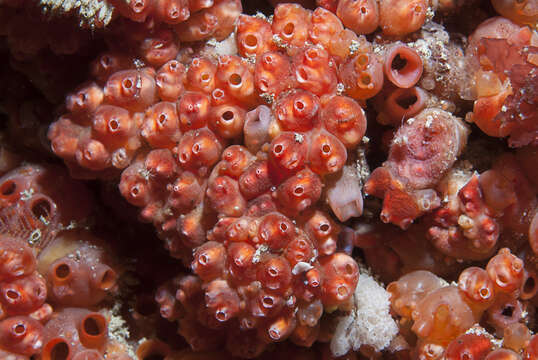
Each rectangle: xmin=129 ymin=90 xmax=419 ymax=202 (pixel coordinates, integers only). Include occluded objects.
xmin=0 ymin=0 xmax=537 ymax=359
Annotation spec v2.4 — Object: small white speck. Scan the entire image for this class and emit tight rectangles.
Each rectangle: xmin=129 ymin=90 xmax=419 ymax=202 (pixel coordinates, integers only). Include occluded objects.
xmin=20 ymin=189 xmax=35 ymax=201
xmin=133 ymin=59 xmax=145 ymax=69
xmin=28 ymin=229 xmax=41 ymax=245
xmin=65 ymin=220 xmax=77 ymax=230
xmin=138 ymin=168 xmax=151 ymax=181
xmin=254 ymin=12 xmax=267 ymax=20
xmin=286 ymin=296 xmax=295 ymax=306
xmin=349 ymin=40 xmax=360 ymax=55
xmin=259 ymin=92 xmax=274 ymax=104
xmin=272 ymin=34 xmax=287 ymax=49
xmin=425 ymin=115 xmax=433 ymax=128
xmin=336 ymin=83 xmax=345 ymax=95
xmin=252 ymin=244 xmax=268 ymax=264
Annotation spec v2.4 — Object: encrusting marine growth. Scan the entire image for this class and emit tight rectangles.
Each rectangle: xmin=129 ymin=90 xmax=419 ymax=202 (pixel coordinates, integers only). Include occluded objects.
xmin=0 ymin=0 xmax=537 ymax=359
xmin=0 ymin=164 xmax=130 ymax=359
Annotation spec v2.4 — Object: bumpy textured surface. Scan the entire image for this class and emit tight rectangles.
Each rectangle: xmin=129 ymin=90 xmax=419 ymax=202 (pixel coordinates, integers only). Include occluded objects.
xmin=1 ymin=0 xmax=538 ymax=359
xmin=40 ymin=0 xmax=115 ymax=28
xmin=465 ymin=17 xmax=538 ymax=147
xmin=330 ymin=268 xmax=398 ymax=356
xmin=387 ymin=246 xmax=537 ymax=353
xmin=364 ymin=108 xmax=470 ymax=229
xmin=0 ymin=165 xmax=131 ymax=359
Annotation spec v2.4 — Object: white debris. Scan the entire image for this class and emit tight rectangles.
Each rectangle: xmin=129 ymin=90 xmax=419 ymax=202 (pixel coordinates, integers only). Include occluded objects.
xmin=330 ymin=270 xmax=398 ymax=357
xmin=252 ymin=244 xmax=268 ymax=264
xmin=212 ymin=33 xmax=238 ymax=56
xmin=28 ymin=229 xmax=42 ymax=246
xmin=20 ymin=188 xmax=35 ymax=201
xmin=349 ymin=40 xmax=360 ymax=55
xmin=103 ymin=302 xmax=137 ymax=359
xmin=465 ymin=324 xmax=503 ymax=347
xmin=260 ymin=92 xmax=275 ymax=104
xmin=292 ymin=261 xmax=314 ymax=275
xmin=336 ymin=83 xmax=345 ymax=95
xmin=272 ymin=34 xmax=287 ymax=49
xmin=40 ymin=0 xmax=115 ymax=28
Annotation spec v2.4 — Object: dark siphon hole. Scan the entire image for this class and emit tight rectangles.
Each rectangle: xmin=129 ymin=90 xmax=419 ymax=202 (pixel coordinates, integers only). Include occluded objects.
xmin=222 ymin=111 xmax=234 ymax=121
xmin=298 ymin=68 xmax=308 ymax=81
xmin=216 ymin=311 xmax=227 ymax=321
xmin=501 ymin=305 xmax=514 ymax=317
xmin=360 ymin=73 xmax=371 ymax=85
xmin=283 ymin=23 xmax=294 ymax=36
xmin=264 ymin=54 xmax=273 ymax=64
xmin=245 ymin=34 xmax=257 ymax=47
xmin=524 ymin=277 xmax=536 ymax=294
xmin=83 ymin=317 xmax=102 ymax=336
xmin=7 ymin=289 xmax=20 ymax=299
xmin=391 ymin=54 xmax=408 ymax=71
xmin=268 ymin=268 xmax=278 ymax=276
xmin=100 ymin=270 xmax=116 ymax=290
xmin=32 ymin=199 xmax=52 ymax=220
xmin=14 ymin=323 xmax=26 ymax=334
xmin=395 ymin=94 xmax=418 ymax=109
xmin=123 ymin=79 xmax=133 ymax=89
xmin=133 ymin=0 xmax=145 ymax=11
xmin=1 ymin=181 xmax=16 ymax=196
xmin=55 ymin=264 xmax=71 ymax=279
xmin=263 ymin=296 xmax=274 ymax=307
xmin=213 ymin=89 xmax=224 ymax=98
xmin=50 ymin=342 xmax=69 ymax=360
xmin=229 ymin=73 xmax=242 ymax=86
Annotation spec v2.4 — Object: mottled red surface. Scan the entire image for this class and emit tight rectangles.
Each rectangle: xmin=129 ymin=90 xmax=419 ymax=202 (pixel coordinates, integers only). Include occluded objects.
xmin=0 ymin=0 xmax=537 ymax=359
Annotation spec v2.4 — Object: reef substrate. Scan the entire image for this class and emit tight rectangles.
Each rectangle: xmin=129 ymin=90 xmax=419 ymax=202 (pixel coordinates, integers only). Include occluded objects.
xmin=0 ymin=0 xmax=537 ymax=359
